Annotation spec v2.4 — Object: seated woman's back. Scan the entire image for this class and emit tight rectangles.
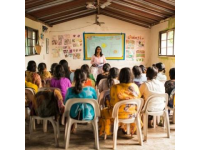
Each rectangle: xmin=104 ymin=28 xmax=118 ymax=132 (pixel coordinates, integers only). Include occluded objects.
xmin=98 ymin=67 xmax=119 ymax=93
xmin=38 ymin=63 xmax=51 ymax=80
xmin=50 ymin=65 xmax=71 ymax=101
xmin=26 ymin=60 xmax=42 ymax=88
xmin=132 ymin=66 xmax=147 ymax=86
xmin=155 ymin=62 xmax=167 ymax=81
xmin=65 ymin=69 xmax=97 ymax=121
xmin=140 ymin=67 xmax=165 ymax=103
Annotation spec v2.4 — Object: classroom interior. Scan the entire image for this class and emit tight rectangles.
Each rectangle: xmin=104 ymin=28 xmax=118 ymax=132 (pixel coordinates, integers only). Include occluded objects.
xmin=25 ymin=0 xmax=175 ymax=150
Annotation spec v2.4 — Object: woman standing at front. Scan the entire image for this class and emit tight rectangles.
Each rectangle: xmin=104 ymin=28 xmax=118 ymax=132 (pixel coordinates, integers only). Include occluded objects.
xmin=90 ymin=46 xmax=107 ymax=80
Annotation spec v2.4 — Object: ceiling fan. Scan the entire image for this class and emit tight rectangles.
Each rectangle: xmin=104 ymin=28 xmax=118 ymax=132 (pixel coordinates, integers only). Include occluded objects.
xmin=86 ymin=0 xmax=113 ymax=26
xmin=86 ymin=0 xmax=112 ymax=9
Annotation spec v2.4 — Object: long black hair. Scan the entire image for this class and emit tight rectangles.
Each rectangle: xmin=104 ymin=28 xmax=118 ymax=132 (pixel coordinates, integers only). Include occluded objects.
xmin=103 ymin=63 xmax=111 ymax=72
xmin=50 ymin=63 xmax=58 ymax=74
xmin=107 ymin=67 xmax=119 ymax=88
xmin=139 ymin=65 xmax=146 ymax=73
xmin=53 ymin=65 xmax=65 ymax=80
xmin=94 ymin=46 xmax=103 ymax=57
xmin=27 ymin=60 xmax=37 ymax=72
xmin=132 ymin=66 xmax=142 ymax=78
xmin=156 ymin=62 xmax=166 ymax=73
xmin=73 ymin=69 xmax=87 ymax=94
xmin=38 ymin=63 xmax=47 ymax=75
xmin=169 ymin=68 xmax=175 ymax=80
xmin=59 ymin=59 xmax=71 ymax=79
xmin=81 ymin=64 xmax=90 ymax=78
xmin=146 ymin=66 xmax=158 ymax=80
xmin=119 ymin=67 xmax=133 ymax=83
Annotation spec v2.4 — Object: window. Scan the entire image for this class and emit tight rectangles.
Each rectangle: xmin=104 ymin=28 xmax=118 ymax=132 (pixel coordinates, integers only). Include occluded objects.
xmin=159 ymin=29 xmax=175 ymax=56
xmin=25 ymin=26 xmax=38 ymax=56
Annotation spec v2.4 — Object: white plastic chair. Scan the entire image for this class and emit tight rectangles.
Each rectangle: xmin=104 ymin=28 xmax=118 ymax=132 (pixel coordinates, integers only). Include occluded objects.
xmin=142 ymin=93 xmax=170 ymax=141
xmin=29 ymin=116 xmax=60 ymax=147
xmin=63 ymin=98 xmax=100 ymax=150
xmin=112 ymin=98 xmax=144 ymax=150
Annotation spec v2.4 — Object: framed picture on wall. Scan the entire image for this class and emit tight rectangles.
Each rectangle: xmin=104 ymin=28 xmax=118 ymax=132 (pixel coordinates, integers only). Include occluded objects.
xmin=46 ymin=38 xmax=49 ymax=54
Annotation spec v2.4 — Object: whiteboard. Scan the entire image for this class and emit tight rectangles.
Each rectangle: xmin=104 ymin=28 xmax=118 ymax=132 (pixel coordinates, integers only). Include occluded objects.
xmin=83 ymin=33 xmax=125 ymax=60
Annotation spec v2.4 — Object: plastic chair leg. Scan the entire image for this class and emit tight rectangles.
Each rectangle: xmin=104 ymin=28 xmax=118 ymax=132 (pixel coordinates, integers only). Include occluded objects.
xmin=153 ymin=115 xmax=156 ymax=128
xmin=49 ymin=119 xmax=59 ymax=147
xmin=92 ymin=119 xmax=100 ymax=150
xmin=127 ymin=124 xmax=130 ymax=135
xmin=172 ymin=107 xmax=175 ymax=124
xmin=157 ymin=116 xmax=160 ymax=125
xmin=164 ymin=110 xmax=170 ymax=138
xmin=113 ymin=119 xmax=118 ymax=150
xmin=29 ymin=117 xmax=33 ymax=139
xmin=65 ymin=119 xmax=72 ymax=150
xmin=143 ymin=113 xmax=148 ymax=141
xmin=136 ymin=116 xmax=143 ymax=146
xmin=43 ymin=120 xmax=48 ymax=132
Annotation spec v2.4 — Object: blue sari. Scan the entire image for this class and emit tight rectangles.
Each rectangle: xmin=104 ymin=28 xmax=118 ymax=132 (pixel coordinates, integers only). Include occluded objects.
xmin=64 ymin=86 xmax=97 ymax=120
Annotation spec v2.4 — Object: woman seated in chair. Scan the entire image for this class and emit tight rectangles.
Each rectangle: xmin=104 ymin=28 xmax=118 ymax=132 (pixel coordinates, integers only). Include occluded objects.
xmin=156 ymin=62 xmax=167 ymax=81
xmin=64 ymin=69 xmax=97 ymax=131
xmin=80 ymin=64 xmax=95 ymax=88
xmin=38 ymin=62 xmax=52 ymax=87
xmin=96 ymin=63 xmax=111 ymax=86
xmin=31 ymin=88 xmax=65 ymax=118
xmin=132 ymin=65 xmax=147 ymax=87
xmin=81 ymin=64 xmax=96 ymax=83
xmin=25 ymin=60 xmax=42 ymax=88
xmin=25 ymin=73 xmax=38 ymax=93
xmin=140 ymin=66 xmax=165 ymax=102
xmin=38 ymin=63 xmax=52 ymax=80
xmin=98 ymin=67 xmax=119 ymax=93
xmin=99 ymin=67 xmax=141 ymax=137
xmin=165 ymin=68 xmax=175 ymax=108
xmin=50 ymin=63 xmax=58 ymax=76
xmin=139 ymin=66 xmax=165 ymax=127
xmin=50 ymin=65 xmax=71 ymax=101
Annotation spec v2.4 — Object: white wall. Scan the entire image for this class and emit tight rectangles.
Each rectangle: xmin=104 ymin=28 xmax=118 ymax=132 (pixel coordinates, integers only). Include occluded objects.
xmin=148 ymin=21 xmax=175 ymax=80
xmin=25 ymin=17 xmax=52 ymax=71
xmin=49 ymin=15 xmax=150 ymax=70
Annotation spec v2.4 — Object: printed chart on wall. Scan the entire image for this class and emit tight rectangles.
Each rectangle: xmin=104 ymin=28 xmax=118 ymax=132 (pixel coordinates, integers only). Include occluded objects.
xmin=51 ymin=34 xmax=83 ymax=59
xmin=83 ymin=33 xmax=125 ymax=60
xmin=126 ymin=35 xmax=145 ymax=62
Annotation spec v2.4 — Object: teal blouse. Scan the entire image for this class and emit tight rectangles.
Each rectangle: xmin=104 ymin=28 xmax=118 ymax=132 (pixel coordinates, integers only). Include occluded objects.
xmin=64 ymin=86 xmax=97 ymax=120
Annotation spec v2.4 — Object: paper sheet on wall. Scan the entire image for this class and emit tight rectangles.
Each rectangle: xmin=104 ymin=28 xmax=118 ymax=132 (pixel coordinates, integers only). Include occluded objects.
xmin=51 ymin=34 xmax=83 ymax=59
xmin=125 ymin=35 xmax=145 ymax=62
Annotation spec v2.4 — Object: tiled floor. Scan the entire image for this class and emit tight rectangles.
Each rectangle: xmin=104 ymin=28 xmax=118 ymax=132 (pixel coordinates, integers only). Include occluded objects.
xmin=25 ymin=118 xmax=175 ymax=150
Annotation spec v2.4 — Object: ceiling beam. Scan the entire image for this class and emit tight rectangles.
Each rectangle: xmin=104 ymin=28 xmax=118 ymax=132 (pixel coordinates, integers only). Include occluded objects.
xmin=121 ymin=0 xmax=174 ymax=15
xmin=160 ymin=0 xmax=175 ymax=6
xmin=105 ymin=6 xmax=158 ymax=23
xmin=98 ymin=0 xmax=100 ymax=14
xmin=28 ymin=0 xmax=86 ymax=18
xmin=102 ymin=11 xmax=151 ymax=28
xmin=112 ymin=0 xmax=167 ymax=18
xmin=47 ymin=10 xmax=96 ymax=24
xmin=144 ymin=0 xmax=175 ymax=11
xmin=38 ymin=5 xmax=86 ymax=20
xmin=44 ymin=9 xmax=94 ymax=22
xmin=25 ymin=13 xmax=52 ymax=27
xmin=25 ymin=0 xmax=53 ymax=6
xmin=25 ymin=0 xmax=73 ymax=13
xmin=107 ymin=2 xmax=163 ymax=20
xmin=49 ymin=14 xmax=96 ymax=26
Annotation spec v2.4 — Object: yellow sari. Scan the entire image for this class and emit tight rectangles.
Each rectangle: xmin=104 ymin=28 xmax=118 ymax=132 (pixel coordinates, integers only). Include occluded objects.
xmin=99 ymin=83 xmax=141 ymax=136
